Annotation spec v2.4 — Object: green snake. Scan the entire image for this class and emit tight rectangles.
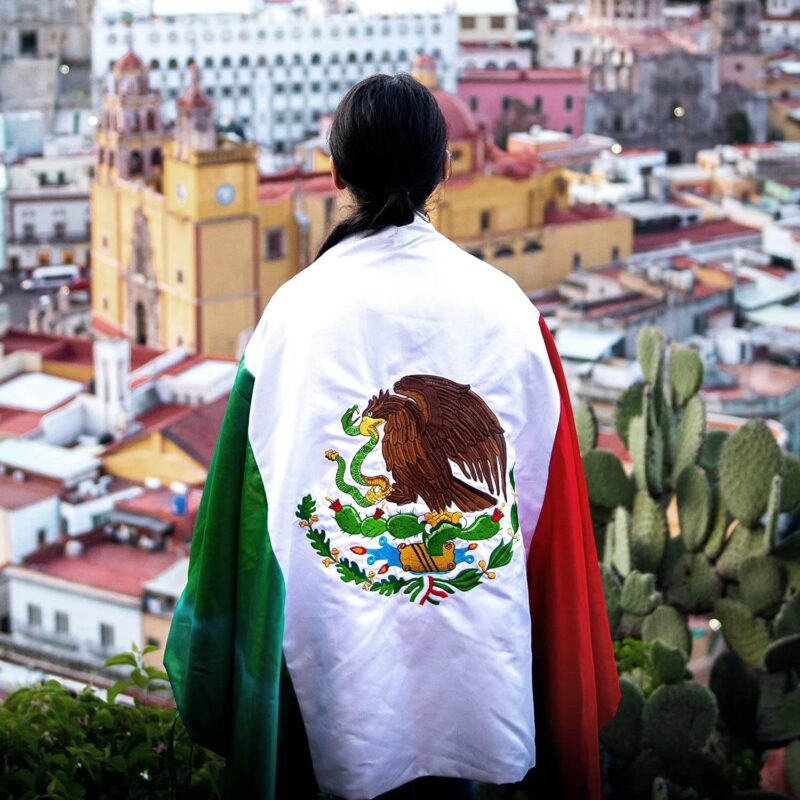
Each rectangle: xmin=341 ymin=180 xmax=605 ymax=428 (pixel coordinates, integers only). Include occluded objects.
xmin=325 ymin=405 xmax=392 ymax=508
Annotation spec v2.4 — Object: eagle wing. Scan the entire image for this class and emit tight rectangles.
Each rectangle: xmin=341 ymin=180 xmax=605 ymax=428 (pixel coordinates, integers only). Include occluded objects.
xmin=393 ymin=375 xmax=507 ymax=499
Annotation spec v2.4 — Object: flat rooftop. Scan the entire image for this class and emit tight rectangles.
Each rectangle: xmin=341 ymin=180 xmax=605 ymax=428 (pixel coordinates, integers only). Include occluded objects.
xmin=0 ymin=372 xmax=82 ymax=412
xmin=0 ymin=439 xmax=100 ymax=485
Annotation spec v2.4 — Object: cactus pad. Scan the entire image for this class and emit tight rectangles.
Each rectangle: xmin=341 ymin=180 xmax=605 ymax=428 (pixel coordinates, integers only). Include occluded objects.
xmin=764 ymin=474 xmax=782 ymax=546
xmin=637 ymin=326 xmax=665 ymax=386
xmin=709 ymin=651 xmax=759 ymax=739
xmin=603 ymin=506 xmax=633 ymax=577
xmin=676 ymin=465 xmax=712 ymax=552
xmin=738 ymin=555 xmax=786 ymax=618
xmin=621 ymin=570 xmax=660 ymax=616
xmin=650 ymin=640 xmax=688 ymax=685
xmin=600 ymin=563 xmax=622 ymax=635
xmin=704 ymin=489 xmax=731 ymax=562
xmin=716 ymin=524 xmax=769 ymax=581
xmin=583 ymin=449 xmax=634 ymax=510
xmin=714 ymin=598 xmax=770 ymax=669
xmin=765 ymin=633 xmax=800 ymax=674
xmin=666 ymin=552 xmax=720 ymax=614
xmin=669 ymin=344 xmax=704 ymax=407
xmin=614 ymin=381 xmax=645 ymax=449
xmin=786 ymin=740 xmax=800 ymax=799
xmin=699 ymin=430 xmax=729 ymax=483
xmin=642 ymin=605 xmax=691 ymax=655
xmin=719 ymin=420 xmax=783 ymax=528
xmin=600 ymin=678 xmax=644 ymax=759
xmin=628 ymin=413 xmax=649 ymax=493
xmin=672 ymin=395 xmax=706 ymax=484
xmin=574 ymin=400 xmax=598 ymax=455
xmin=642 ymin=682 xmax=717 ymax=761
xmin=775 ymin=593 xmax=800 ymax=639
xmin=782 ymin=454 xmax=800 ymax=513
xmin=631 ymin=490 xmax=668 ymax=574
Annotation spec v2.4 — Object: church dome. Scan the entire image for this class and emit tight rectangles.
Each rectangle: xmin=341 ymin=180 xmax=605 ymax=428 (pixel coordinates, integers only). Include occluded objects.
xmin=433 ymin=90 xmax=479 ymax=141
xmin=113 ymin=49 xmax=146 ymax=73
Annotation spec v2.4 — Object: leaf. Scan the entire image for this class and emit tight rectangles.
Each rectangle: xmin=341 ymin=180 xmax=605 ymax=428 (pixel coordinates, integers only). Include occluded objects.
xmin=447 ymin=569 xmax=483 ymax=592
xmin=295 ymin=494 xmax=316 ymax=521
xmin=487 ymin=539 xmax=513 ymax=570
xmin=141 ymin=644 xmax=159 ymax=655
xmin=103 ymin=652 xmax=137 ymax=669
xmin=510 ymin=502 xmax=519 ymax=534
xmin=370 ymin=576 xmax=410 ymax=596
xmin=106 ymin=678 xmax=134 ymax=705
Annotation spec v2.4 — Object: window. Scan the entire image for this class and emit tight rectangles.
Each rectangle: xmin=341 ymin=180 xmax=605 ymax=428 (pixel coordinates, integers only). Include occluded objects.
xmin=565 ymin=94 xmax=574 ymax=111
xmin=100 ymin=623 xmax=114 ymax=648
xmin=55 ymin=611 xmax=69 ymax=635
xmin=292 ymin=54 xmax=303 ymax=66
xmin=611 ymin=246 xmax=620 ymax=264
xmin=20 ymin=30 xmax=37 ymax=55
xmin=167 ymin=57 xmax=178 ymax=69
xmin=292 ymin=82 xmax=303 ymax=93
xmin=469 ymin=96 xmax=479 ymax=112
xmin=176 ymin=269 xmax=183 ymax=284
xmin=54 ymin=221 xmax=66 ymax=240
xmin=480 ymin=210 xmax=491 ymax=232
xmin=311 ymin=81 xmax=321 ymax=92
xmin=149 ymin=58 xmax=160 ymax=70
xmin=565 ymin=125 xmax=573 ymax=135
xmin=347 ymin=52 xmax=358 ymax=64
xmin=221 ymin=86 xmax=232 ymax=97
xmin=274 ymin=83 xmax=285 ymax=93
xmin=204 ymin=56 xmax=214 ymax=68
xmin=264 ymin=227 xmax=286 ymax=260
xmin=221 ymin=56 xmax=232 ymax=68
xmin=257 ymin=55 xmax=267 ymax=67
xmin=275 ymin=55 xmax=285 ymax=66
xmin=27 ymin=603 xmax=42 ymax=627
xmin=461 ymin=16 xmax=477 ymax=29
xmin=22 ymin=223 xmax=35 ymax=241
xmin=533 ymin=95 xmax=542 ymax=114
xmin=494 ymin=245 xmax=514 ymax=258
xmin=239 ymin=55 xmax=250 ymax=67
xmin=572 ymin=252 xmax=582 ymax=271
xmin=490 ymin=16 xmax=506 ymax=29
xmin=502 ymin=96 xmax=512 ymax=113
xmin=311 ymin=53 xmax=322 ymax=65
xmin=240 ymin=85 xmax=250 ymax=96
xmin=573 ymin=48 xmax=582 ymax=66
xmin=523 ymin=240 xmax=542 ymax=253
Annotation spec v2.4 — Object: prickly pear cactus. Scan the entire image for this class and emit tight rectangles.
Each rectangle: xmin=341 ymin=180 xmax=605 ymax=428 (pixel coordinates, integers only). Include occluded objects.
xmin=738 ymin=555 xmax=786 ymax=618
xmin=649 ymin=640 xmax=688 ymax=685
xmin=781 ymin=453 xmax=800 ymax=513
xmin=699 ymin=429 xmax=728 ymax=483
xmin=621 ymin=570 xmax=661 ymax=616
xmin=637 ymin=327 xmax=665 ymax=387
xmin=642 ymin=682 xmax=718 ymax=761
xmin=666 ymin=552 xmax=720 ymax=614
xmin=714 ymin=598 xmax=770 ymax=669
xmin=704 ymin=490 xmax=731 ymax=562
xmin=604 ymin=506 xmax=633 ymax=578
xmin=716 ymin=525 xmax=769 ymax=581
xmin=575 ymin=400 xmax=598 ymax=455
xmin=786 ymin=739 xmax=800 ymax=798
xmin=600 ymin=678 xmax=644 ymax=759
xmin=718 ymin=420 xmax=783 ymax=528
xmin=614 ymin=382 xmax=645 ymax=449
xmin=600 ymin=563 xmax=623 ymax=635
xmin=642 ymin=605 xmax=691 ymax=656
xmin=669 ymin=344 xmax=704 ymax=408
xmin=775 ymin=593 xmax=800 ymax=639
xmin=583 ymin=449 xmax=634 ymax=510
xmin=676 ymin=464 xmax=712 ymax=552
xmin=631 ymin=490 xmax=668 ymax=574
xmin=672 ymin=395 xmax=705 ymax=484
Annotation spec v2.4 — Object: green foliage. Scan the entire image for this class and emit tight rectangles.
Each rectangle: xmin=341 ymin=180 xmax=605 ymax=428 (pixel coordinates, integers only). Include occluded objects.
xmin=719 ymin=421 xmax=783 ymax=528
xmin=574 ymin=400 xmax=598 ymax=455
xmin=603 ymin=506 xmax=633 ymax=578
xmin=583 ymin=449 xmax=634 ymax=510
xmin=631 ymin=490 xmax=668 ymax=574
xmin=781 ymin=454 xmax=800 ymax=513
xmin=641 ymin=605 xmax=691 ymax=656
xmin=0 ymin=647 xmax=224 ymax=799
xmin=765 ymin=475 xmax=783 ymax=546
xmin=715 ymin=598 xmax=770 ymax=669
xmin=705 ymin=490 xmax=731 ymax=562
xmin=716 ymin=525 xmax=770 ymax=581
xmin=621 ymin=570 xmax=660 ymax=617
xmin=629 ymin=412 xmax=650 ymax=493
xmin=676 ymin=465 xmax=712 ymax=552
xmin=669 ymin=345 xmax=704 ymax=408
xmin=642 ymin=682 xmax=718 ymax=761
xmin=710 ymin=651 xmax=759 ymax=740
xmin=738 ymin=556 xmax=785 ymax=618
xmin=764 ymin=633 xmax=800 ymax=675
xmin=600 ymin=563 xmax=623 ymax=634
xmin=775 ymin=593 xmax=800 ymax=639
xmin=699 ymin=430 xmax=729 ymax=483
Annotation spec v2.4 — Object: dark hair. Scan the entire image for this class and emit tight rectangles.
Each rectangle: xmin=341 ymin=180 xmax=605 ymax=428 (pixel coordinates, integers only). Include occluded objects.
xmin=315 ymin=73 xmax=448 ymax=260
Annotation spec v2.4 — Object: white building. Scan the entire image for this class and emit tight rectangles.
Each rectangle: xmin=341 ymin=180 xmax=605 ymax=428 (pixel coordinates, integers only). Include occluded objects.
xmin=92 ymin=0 xmax=459 ymax=153
xmin=4 ymin=142 xmax=93 ymax=273
xmin=454 ymin=0 xmax=531 ymax=70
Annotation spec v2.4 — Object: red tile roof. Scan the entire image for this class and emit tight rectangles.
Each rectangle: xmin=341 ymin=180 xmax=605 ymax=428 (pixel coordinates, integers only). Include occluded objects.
xmin=0 ymin=408 xmax=45 ymax=436
xmin=544 ymin=203 xmax=623 ymax=225
xmin=25 ymin=539 xmax=179 ymax=597
xmin=116 ymin=487 xmax=203 ymax=540
xmin=0 ymin=474 xmax=59 ymax=510
xmin=633 ymin=219 xmax=758 ymax=253
xmin=161 ymin=397 xmax=227 ymax=468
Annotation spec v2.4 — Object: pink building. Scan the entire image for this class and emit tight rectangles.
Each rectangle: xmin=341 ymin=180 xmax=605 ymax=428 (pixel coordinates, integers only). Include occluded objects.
xmin=457 ymin=68 xmax=589 ymax=142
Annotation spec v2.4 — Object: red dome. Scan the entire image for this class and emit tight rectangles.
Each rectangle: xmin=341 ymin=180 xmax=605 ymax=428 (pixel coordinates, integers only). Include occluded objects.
xmin=177 ymin=84 xmax=212 ymax=110
xmin=433 ymin=89 xmax=478 ymax=141
xmin=114 ymin=49 xmax=146 ymax=73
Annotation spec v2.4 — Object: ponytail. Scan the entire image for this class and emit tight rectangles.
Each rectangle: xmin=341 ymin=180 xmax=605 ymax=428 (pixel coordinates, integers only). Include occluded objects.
xmin=313 ymin=73 xmax=448 ymax=262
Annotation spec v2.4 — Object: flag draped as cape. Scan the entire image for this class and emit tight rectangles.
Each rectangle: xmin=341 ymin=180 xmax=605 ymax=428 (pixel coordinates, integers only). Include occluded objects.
xmin=165 ymin=216 xmax=619 ymax=800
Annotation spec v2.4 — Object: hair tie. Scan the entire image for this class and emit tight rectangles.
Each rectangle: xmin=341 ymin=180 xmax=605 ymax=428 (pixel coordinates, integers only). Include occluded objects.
xmin=386 ymin=187 xmax=410 ymax=197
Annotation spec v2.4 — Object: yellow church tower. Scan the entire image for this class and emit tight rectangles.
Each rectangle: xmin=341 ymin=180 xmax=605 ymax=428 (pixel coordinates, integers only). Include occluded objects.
xmin=91 ymin=53 xmax=261 ymax=357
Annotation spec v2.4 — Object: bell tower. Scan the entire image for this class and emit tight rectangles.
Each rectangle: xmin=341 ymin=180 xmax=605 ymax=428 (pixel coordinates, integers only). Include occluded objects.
xmin=710 ymin=0 xmax=763 ymax=91
xmin=95 ymin=49 xmax=167 ymax=186
xmin=174 ymin=64 xmax=216 ymax=160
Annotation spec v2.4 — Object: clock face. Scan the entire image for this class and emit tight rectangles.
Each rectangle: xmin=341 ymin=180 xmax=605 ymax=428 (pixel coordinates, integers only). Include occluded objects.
xmin=215 ymin=182 xmax=236 ymax=206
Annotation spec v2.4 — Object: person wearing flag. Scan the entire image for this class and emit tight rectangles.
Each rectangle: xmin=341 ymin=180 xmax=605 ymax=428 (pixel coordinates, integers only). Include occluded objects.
xmin=165 ymin=72 xmax=620 ymax=800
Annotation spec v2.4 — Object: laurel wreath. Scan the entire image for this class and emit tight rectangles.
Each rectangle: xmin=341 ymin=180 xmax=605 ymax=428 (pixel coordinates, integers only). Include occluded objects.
xmin=296 ymin=481 xmax=519 ymax=606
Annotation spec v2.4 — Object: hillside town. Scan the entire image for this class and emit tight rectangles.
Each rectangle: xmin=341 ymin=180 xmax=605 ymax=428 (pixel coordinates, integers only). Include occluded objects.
xmin=2 ymin=0 xmax=800 ymax=792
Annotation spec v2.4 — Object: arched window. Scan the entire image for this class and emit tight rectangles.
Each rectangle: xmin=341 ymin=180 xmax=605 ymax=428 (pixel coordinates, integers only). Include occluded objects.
xmin=97 ymin=147 xmax=105 ymax=165
xmin=149 ymin=58 xmax=160 ymax=70
xmin=292 ymin=53 xmax=303 ymax=65
xmin=146 ymin=109 xmax=156 ymax=131
xmin=240 ymin=55 xmax=250 ymax=67
xmin=257 ymin=55 xmax=267 ymax=67
xmin=311 ymin=53 xmax=322 ymax=65
xmin=221 ymin=56 xmax=232 ymax=68
xmin=275 ymin=54 xmax=285 ymax=66
xmin=494 ymin=245 xmax=514 ymax=258
xmin=167 ymin=57 xmax=178 ymax=69
xmin=397 ymin=49 xmax=408 ymax=61
xmin=330 ymin=53 xmax=340 ymax=65
xmin=523 ymin=240 xmax=542 ymax=253
xmin=485 ymin=61 xmax=498 ymax=70
xmin=204 ymin=56 xmax=214 ymax=68
xmin=347 ymin=52 xmax=358 ymax=64
xmin=186 ymin=57 xmax=195 ymax=67
xmin=151 ymin=147 xmax=162 ymax=167
xmin=129 ymin=150 xmax=143 ymax=176
xmin=131 ymin=111 xmax=141 ymax=132
xmin=364 ymin=51 xmax=374 ymax=62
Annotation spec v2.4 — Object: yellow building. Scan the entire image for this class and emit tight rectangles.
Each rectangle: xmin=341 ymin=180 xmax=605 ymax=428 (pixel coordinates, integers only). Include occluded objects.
xmin=91 ymin=52 xmax=632 ymax=356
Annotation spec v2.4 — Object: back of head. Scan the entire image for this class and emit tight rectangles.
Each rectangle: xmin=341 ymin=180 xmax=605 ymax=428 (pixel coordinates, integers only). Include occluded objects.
xmin=315 ymin=73 xmax=448 ymax=260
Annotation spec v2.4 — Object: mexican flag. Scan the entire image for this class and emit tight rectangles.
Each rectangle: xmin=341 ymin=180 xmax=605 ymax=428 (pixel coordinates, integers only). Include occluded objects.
xmin=165 ymin=217 xmax=620 ymax=800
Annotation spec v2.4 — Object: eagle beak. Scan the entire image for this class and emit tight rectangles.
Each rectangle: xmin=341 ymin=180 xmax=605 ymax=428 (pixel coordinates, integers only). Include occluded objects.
xmin=359 ymin=416 xmax=385 ymax=436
